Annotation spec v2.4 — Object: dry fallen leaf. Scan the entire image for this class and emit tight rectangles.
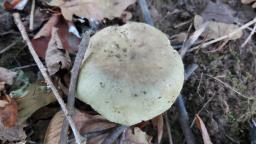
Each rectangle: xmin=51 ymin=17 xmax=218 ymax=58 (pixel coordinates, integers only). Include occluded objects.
xmin=152 ymin=115 xmax=163 ymax=144
xmin=48 ymin=0 xmax=136 ymax=21
xmin=45 ymin=27 xmax=71 ymax=75
xmin=12 ymin=82 xmax=56 ymax=124
xmin=121 ymin=127 xmax=152 ymax=144
xmin=194 ymin=15 xmax=243 ymax=40
xmin=200 ymin=1 xmax=236 ymax=24
xmin=44 ymin=110 xmax=117 ymax=144
xmin=2 ymin=0 xmax=28 ymax=10
xmin=32 ymin=18 xmax=80 ymax=58
xmin=34 ymin=15 xmax=60 ymax=39
xmin=195 ymin=114 xmax=213 ymax=144
xmin=0 ymin=67 xmax=17 ymax=85
xmin=0 ymin=122 xmax=26 ymax=142
xmin=241 ymin=0 xmax=256 ymax=8
xmin=44 ymin=111 xmax=65 ymax=144
xmin=0 ymin=95 xmax=17 ymax=128
xmin=0 ymin=82 xmax=5 ymax=91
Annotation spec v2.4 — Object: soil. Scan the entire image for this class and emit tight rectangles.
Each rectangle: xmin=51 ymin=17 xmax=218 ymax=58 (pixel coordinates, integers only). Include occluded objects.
xmin=0 ymin=0 xmax=256 ymax=144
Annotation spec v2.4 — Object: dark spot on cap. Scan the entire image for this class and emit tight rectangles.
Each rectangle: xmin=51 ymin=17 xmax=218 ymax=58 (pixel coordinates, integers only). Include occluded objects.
xmin=134 ymin=94 xmax=138 ymax=97
xmin=122 ymin=48 xmax=127 ymax=53
xmin=143 ymin=91 xmax=147 ymax=94
xmin=130 ymin=52 xmax=136 ymax=60
xmin=100 ymin=82 xmax=105 ymax=88
xmin=158 ymin=97 xmax=162 ymax=99
xmin=115 ymin=54 xmax=121 ymax=59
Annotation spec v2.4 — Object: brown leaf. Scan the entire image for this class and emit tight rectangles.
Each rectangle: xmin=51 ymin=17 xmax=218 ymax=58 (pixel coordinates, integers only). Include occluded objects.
xmin=0 ymin=82 xmax=5 ymax=91
xmin=195 ymin=114 xmax=213 ymax=144
xmin=34 ymin=15 xmax=60 ymax=39
xmin=2 ymin=0 xmax=22 ymax=10
xmin=121 ymin=127 xmax=152 ymax=144
xmin=194 ymin=15 xmax=243 ymax=40
xmin=0 ymin=67 xmax=17 ymax=85
xmin=200 ymin=1 xmax=236 ymax=24
xmin=74 ymin=111 xmax=117 ymax=144
xmin=48 ymin=0 xmax=136 ymax=21
xmin=31 ymin=18 xmax=80 ymax=58
xmin=0 ymin=95 xmax=17 ymax=128
xmin=0 ymin=122 xmax=26 ymax=141
xmin=44 ymin=111 xmax=65 ymax=144
xmin=241 ymin=0 xmax=256 ymax=8
xmin=44 ymin=110 xmax=117 ymax=144
xmin=14 ymin=82 xmax=56 ymax=124
xmin=152 ymin=115 xmax=163 ymax=144
xmin=45 ymin=27 xmax=71 ymax=75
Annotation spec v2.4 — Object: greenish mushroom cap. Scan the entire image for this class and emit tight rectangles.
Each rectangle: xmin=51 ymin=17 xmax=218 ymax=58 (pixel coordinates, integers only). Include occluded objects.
xmin=77 ymin=22 xmax=184 ymax=126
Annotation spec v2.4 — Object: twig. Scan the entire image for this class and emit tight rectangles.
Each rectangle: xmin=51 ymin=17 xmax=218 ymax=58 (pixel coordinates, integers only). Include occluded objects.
xmin=60 ymin=32 xmax=91 ymax=144
xmin=241 ymin=23 xmax=256 ymax=48
xmin=138 ymin=0 xmax=154 ymax=26
xmin=11 ymin=64 xmax=37 ymax=70
xmin=102 ymin=125 xmax=128 ymax=144
xmin=164 ymin=113 xmax=173 ymax=144
xmin=12 ymin=13 xmax=82 ymax=144
xmin=176 ymin=96 xmax=195 ymax=144
xmin=205 ymin=74 xmax=253 ymax=100
xmin=251 ymin=119 xmax=256 ymax=144
xmin=0 ymin=40 xmax=20 ymax=54
xmin=179 ymin=22 xmax=208 ymax=58
xmin=29 ymin=0 xmax=35 ymax=31
xmin=190 ymin=92 xmax=216 ymax=127
xmin=189 ymin=18 xmax=256 ymax=52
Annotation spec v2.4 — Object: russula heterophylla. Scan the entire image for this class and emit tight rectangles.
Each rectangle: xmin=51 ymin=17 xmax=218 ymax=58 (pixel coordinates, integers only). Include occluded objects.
xmin=77 ymin=22 xmax=184 ymax=126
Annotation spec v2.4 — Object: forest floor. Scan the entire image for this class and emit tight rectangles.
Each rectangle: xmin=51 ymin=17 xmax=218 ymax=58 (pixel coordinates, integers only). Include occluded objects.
xmin=0 ymin=0 xmax=256 ymax=144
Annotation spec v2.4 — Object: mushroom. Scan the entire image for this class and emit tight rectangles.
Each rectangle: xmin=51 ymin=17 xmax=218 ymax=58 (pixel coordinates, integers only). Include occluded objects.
xmin=77 ymin=22 xmax=184 ymax=126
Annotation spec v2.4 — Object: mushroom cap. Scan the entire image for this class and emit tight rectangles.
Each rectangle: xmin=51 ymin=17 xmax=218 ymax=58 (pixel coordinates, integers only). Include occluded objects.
xmin=77 ymin=22 xmax=184 ymax=125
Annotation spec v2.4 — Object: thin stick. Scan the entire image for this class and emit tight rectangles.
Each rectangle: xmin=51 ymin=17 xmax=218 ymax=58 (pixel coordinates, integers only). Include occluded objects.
xmin=11 ymin=64 xmax=37 ymax=70
xmin=138 ymin=0 xmax=154 ymax=26
xmin=102 ymin=125 xmax=128 ymax=144
xmin=164 ymin=113 xmax=173 ymax=144
xmin=60 ymin=32 xmax=91 ymax=144
xmin=190 ymin=92 xmax=216 ymax=127
xmin=189 ymin=18 xmax=256 ymax=52
xmin=0 ymin=40 xmax=20 ymax=54
xmin=176 ymin=96 xmax=195 ymax=144
xmin=241 ymin=23 xmax=256 ymax=47
xmin=180 ymin=22 xmax=208 ymax=58
xmin=12 ymin=13 xmax=82 ymax=144
xmin=205 ymin=74 xmax=253 ymax=100
xmin=29 ymin=0 xmax=35 ymax=31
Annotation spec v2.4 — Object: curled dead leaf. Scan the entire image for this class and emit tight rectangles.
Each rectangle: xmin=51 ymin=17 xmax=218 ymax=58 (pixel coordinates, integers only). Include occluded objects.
xmin=34 ymin=15 xmax=60 ymax=39
xmin=0 ymin=67 xmax=17 ymax=85
xmin=48 ymin=0 xmax=136 ymax=21
xmin=241 ymin=0 xmax=256 ymax=8
xmin=32 ymin=18 xmax=80 ymax=58
xmin=194 ymin=15 xmax=243 ymax=40
xmin=44 ymin=111 xmax=65 ymax=144
xmin=195 ymin=114 xmax=213 ymax=144
xmin=152 ymin=115 xmax=163 ymax=144
xmin=0 ymin=82 xmax=5 ymax=91
xmin=2 ymin=0 xmax=28 ymax=10
xmin=44 ymin=110 xmax=117 ymax=144
xmin=121 ymin=127 xmax=152 ymax=144
xmin=12 ymin=82 xmax=56 ymax=124
xmin=45 ymin=27 xmax=71 ymax=75
xmin=0 ymin=95 xmax=17 ymax=128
